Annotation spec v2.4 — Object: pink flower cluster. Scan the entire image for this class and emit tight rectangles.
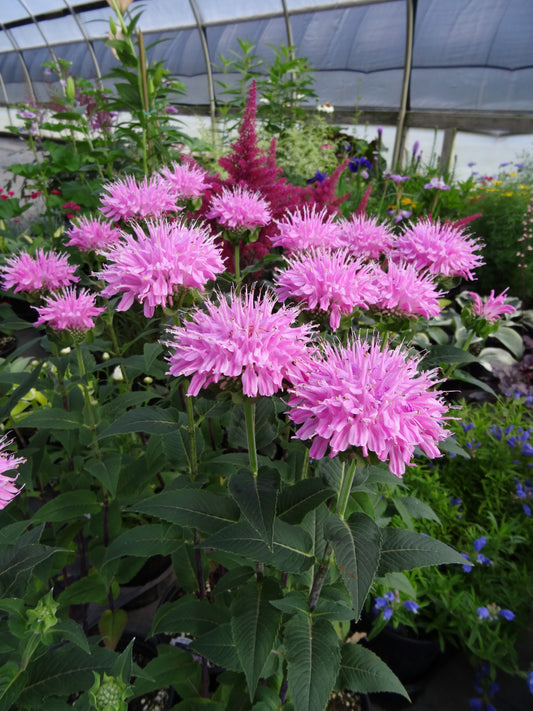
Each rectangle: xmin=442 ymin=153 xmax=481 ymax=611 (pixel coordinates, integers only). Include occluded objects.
xmin=35 ymin=287 xmax=104 ymax=332
xmin=0 ymin=436 xmax=25 ymax=510
xmin=338 ymin=214 xmax=394 ymax=260
xmin=274 ymin=248 xmax=378 ymax=329
xmin=206 ymin=186 xmax=272 ymax=232
xmin=0 ymin=249 xmax=79 ymax=294
xmin=371 ymin=261 xmax=444 ymax=319
xmin=66 ymin=216 xmax=122 ymax=252
xmin=160 ymin=161 xmax=209 ymax=200
xmin=288 ymin=337 xmax=450 ymax=476
xmin=100 ymin=175 xmax=180 ymax=222
xmin=272 ymin=206 xmax=343 ymax=251
xmin=467 ymin=288 xmax=516 ymax=322
xmin=96 ymin=220 xmax=225 ymax=317
xmin=165 ymin=289 xmax=314 ymax=397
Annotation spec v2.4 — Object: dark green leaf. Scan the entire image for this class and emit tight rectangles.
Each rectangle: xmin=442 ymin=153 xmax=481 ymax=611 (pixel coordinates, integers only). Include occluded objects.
xmin=336 ymin=643 xmax=408 ymax=698
xmin=152 ymin=596 xmax=229 ymax=637
xmin=98 ymin=406 xmax=182 ymax=438
xmin=190 ymin=623 xmax=242 ymax=672
xmin=16 ymin=407 xmax=83 ymax=430
xmin=231 ymin=578 xmax=282 ymax=698
xmin=132 ymin=488 xmax=239 ymax=534
xmin=277 ymin=479 xmax=334 ymax=524
xmin=0 ymin=544 xmax=64 ymax=596
xmin=229 ymin=467 xmax=279 ymax=548
xmin=324 ymin=513 xmax=382 ymax=617
xmin=32 ymin=490 xmax=100 ymax=523
xmin=284 ymin=614 xmax=340 ymax=711
xmin=102 ymin=524 xmax=180 ymax=570
xmin=378 ymin=529 xmax=465 ymax=575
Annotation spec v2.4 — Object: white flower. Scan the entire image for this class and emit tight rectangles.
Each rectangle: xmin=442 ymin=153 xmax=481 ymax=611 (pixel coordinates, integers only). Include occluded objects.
xmin=317 ymin=102 xmax=334 ymax=114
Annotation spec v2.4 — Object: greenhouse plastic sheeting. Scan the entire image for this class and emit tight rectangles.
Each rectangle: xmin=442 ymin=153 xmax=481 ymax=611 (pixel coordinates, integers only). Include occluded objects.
xmin=0 ymin=0 xmax=532 ymax=115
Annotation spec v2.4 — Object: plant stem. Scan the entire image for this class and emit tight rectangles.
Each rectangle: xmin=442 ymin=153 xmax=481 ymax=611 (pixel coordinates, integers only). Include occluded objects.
xmin=244 ymin=397 xmax=258 ymax=478
xmin=234 ymin=241 xmax=241 ymax=286
xmin=185 ymin=391 xmax=198 ymax=481
xmin=75 ymin=343 xmax=101 ymax=460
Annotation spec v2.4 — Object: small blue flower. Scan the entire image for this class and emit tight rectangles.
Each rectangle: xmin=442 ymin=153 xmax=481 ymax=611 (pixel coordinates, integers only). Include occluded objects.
xmin=374 ymin=596 xmax=390 ymax=610
xmin=403 ymin=600 xmax=419 ymax=614
xmin=450 ymin=496 xmax=463 ymax=506
xmin=306 ymin=169 xmax=327 ymax=184
xmin=473 ymin=537 xmax=487 ymax=552
xmin=523 ymin=504 xmax=531 ymax=516
xmin=469 ymin=699 xmax=483 ymax=710
xmin=382 ymin=607 xmax=394 ymax=621
xmin=477 ymin=606 xmax=490 ymax=620
xmin=477 ymin=554 xmax=492 ymax=565
xmin=527 ymin=670 xmax=533 ymax=693
xmin=461 ymin=553 xmax=473 ymax=573
xmin=498 ymin=609 xmax=515 ymax=621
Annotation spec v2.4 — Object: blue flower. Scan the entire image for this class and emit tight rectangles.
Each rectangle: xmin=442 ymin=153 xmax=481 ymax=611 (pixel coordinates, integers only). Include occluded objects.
xmin=527 ymin=671 xmax=533 ymax=693
xmin=306 ymin=170 xmax=328 ymax=185
xmin=349 ymin=157 xmax=372 ymax=174
xmin=461 ymin=553 xmax=473 ymax=573
xmin=403 ymin=600 xmax=419 ymax=614
xmin=473 ymin=537 xmax=487 ymax=552
xmin=469 ymin=699 xmax=483 ymax=710
xmin=450 ymin=496 xmax=463 ymax=506
xmin=477 ymin=606 xmax=490 ymax=620
xmin=523 ymin=504 xmax=531 ymax=516
xmin=498 ymin=609 xmax=515 ymax=621
xmin=477 ymin=554 xmax=492 ymax=565
xmin=382 ymin=606 xmax=394 ymax=621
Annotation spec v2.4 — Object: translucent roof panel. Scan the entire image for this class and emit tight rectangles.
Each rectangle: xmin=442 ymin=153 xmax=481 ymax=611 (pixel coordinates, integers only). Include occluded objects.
xmin=0 ymin=0 xmax=531 ymax=128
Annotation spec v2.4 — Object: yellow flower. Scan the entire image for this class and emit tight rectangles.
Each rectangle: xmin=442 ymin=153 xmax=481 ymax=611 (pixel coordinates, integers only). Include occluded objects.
xmin=508 ymin=172 xmax=517 ymax=177
xmin=503 ymin=191 xmax=514 ymax=196
xmin=400 ymin=197 xmax=412 ymax=205
xmin=493 ymin=180 xmax=502 ymax=186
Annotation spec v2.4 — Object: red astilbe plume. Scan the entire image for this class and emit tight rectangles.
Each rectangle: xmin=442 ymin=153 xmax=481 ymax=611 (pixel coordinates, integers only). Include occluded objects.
xmin=354 ymin=184 xmax=373 ymax=216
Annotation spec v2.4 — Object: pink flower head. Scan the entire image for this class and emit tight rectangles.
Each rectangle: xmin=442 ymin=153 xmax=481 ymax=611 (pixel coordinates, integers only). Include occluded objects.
xmin=165 ymin=289 xmax=314 ymax=398
xmin=0 ymin=249 xmax=79 ymax=294
xmin=393 ymin=218 xmax=484 ymax=280
xmin=467 ymin=288 xmax=516 ymax=322
xmin=337 ymin=214 xmax=395 ymax=260
xmin=272 ymin=205 xmax=343 ymax=252
xmin=65 ymin=216 xmax=122 ymax=252
xmin=370 ymin=261 xmax=444 ymax=319
xmin=0 ymin=436 xmax=25 ymax=510
xmin=274 ymin=248 xmax=378 ymax=330
xmin=206 ymin=186 xmax=272 ymax=231
xmin=99 ymin=175 xmax=180 ymax=222
xmin=288 ymin=337 xmax=450 ymax=476
xmin=96 ymin=219 xmax=225 ymax=317
xmin=160 ymin=160 xmax=209 ymax=200
xmin=35 ymin=287 xmax=105 ymax=332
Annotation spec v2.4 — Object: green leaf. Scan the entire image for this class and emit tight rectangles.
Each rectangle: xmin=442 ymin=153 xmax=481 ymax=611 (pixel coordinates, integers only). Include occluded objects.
xmin=152 ymin=596 xmax=229 ymax=637
xmin=102 ymin=524 xmax=181 ymax=570
xmin=0 ymin=362 xmax=43 ymax=421
xmin=228 ymin=399 xmax=279 ymax=451
xmin=424 ymin=345 xmax=478 ymax=367
xmin=98 ymin=406 xmax=182 ymax=438
xmin=395 ymin=496 xmax=440 ymax=524
xmin=324 ymin=513 xmax=382 ymax=617
xmin=32 ymin=490 xmax=100 ymax=523
xmin=493 ymin=325 xmax=523 ymax=358
xmin=336 ymin=643 xmax=408 ymax=698
xmin=284 ymin=614 xmax=340 ymax=711
xmin=0 ymin=544 xmax=63 ymax=597
xmin=202 ymin=520 xmax=313 ymax=573
xmin=378 ymin=529 xmax=465 ymax=575
xmin=190 ymin=623 xmax=242 ymax=672
xmin=277 ymin=479 xmax=334 ymax=524
xmin=16 ymin=407 xmax=83 ymax=430
xmin=84 ymin=454 xmax=122 ymax=498
xmin=132 ymin=488 xmax=239 ymax=534
xmin=231 ymin=578 xmax=282 ymax=699
xmin=131 ymin=646 xmax=198 ymax=699
xmin=52 ymin=618 xmax=90 ymax=654
xmin=229 ymin=467 xmax=279 ymax=548
xmin=0 ymin=663 xmax=27 ymax=711
xmin=56 ymin=571 xmax=109 ymax=606
xmin=99 ymin=609 xmax=128 ymax=651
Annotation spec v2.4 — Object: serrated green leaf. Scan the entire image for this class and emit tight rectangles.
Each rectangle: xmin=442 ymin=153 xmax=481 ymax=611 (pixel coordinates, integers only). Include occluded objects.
xmin=324 ymin=513 xmax=382 ymax=617
xmin=56 ymin=572 xmax=109 ymax=606
xmin=231 ymin=578 xmax=282 ymax=699
xmin=396 ymin=496 xmax=440 ymax=524
xmin=0 ymin=544 xmax=63 ymax=597
xmin=336 ymin=643 xmax=408 ymax=698
xmin=84 ymin=455 xmax=122 ymax=498
xmin=190 ymin=623 xmax=242 ymax=672
xmin=229 ymin=467 xmax=279 ymax=548
xmin=99 ymin=609 xmax=127 ymax=651
xmin=284 ymin=614 xmax=340 ymax=711
xmin=277 ymin=479 xmax=334 ymax=524
xmin=15 ymin=407 xmax=83 ymax=430
xmin=32 ymin=490 xmax=100 ymax=523
xmin=202 ymin=520 xmax=313 ymax=573
xmin=98 ymin=406 xmax=181 ymax=439
xmin=132 ymin=488 xmax=239 ymax=534
xmin=152 ymin=596 xmax=229 ymax=637
xmin=102 ymin=524 xmax=181 ymax=570
xmin=52 ymin=619 xmax=90 ymax=654
xmin=378 ymin=529 xmax=465 ymax=575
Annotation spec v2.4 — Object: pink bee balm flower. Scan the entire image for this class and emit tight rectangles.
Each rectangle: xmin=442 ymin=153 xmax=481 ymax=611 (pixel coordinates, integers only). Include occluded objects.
xmin=99 ymin=175 xmax=180 ymax=222
xmin=393 ymin=218 xmax=484 ymax=280
xmin=274 ymin=248 xmax=378 ymax=330
xmin=0 ymin=249 xmax=79 ymax=294
xmin=35 ymin=287 xmax=105 ymax=332
xmin=370 ymin=261 xmax=444 ymax=319
xmin=206 ymin=186 xmax=271 ymax=231
xmin=467 ymin=288 xmax=516 ymax=322
xmin=96 ymin=219 xmax=225 ymax=317
xmin=65 ymin=216 xmax=122 ymax=252
xmin=337 ymin=214 xmax=395 ymax=260
xmin=160 ymin=160 xmax=209 ymax=200
xmin=0 ymin=436 xmax=25 ymax=510
xmin=271 ymin=205 xmax=343 ymax=252
xmin=165 ymin=289 xmax=314 ymax=398
xmin=288 ymin=337 xmax=450 ymax=477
